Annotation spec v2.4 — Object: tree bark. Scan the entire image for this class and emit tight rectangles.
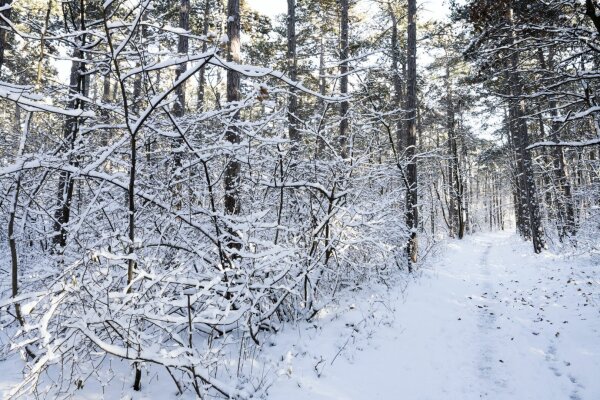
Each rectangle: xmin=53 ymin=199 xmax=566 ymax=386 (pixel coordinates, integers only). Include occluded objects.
xmin=9 ymin=112 xmax=31 ymax=329
xmin=173 ymin=0 xmax=189 ymax=128
xmin=171 ymin=0 xmax=190 ymax=212
xmin=224 ymin=0 xmax=242 ymax=250
xmin=586 ymin=0 xmax=600 ymax=34
xmin=316 ymin=34 xmax=327 ymax=156
xmin=507 ymin=5 xmax=545 ymax=253
xmin=197 ymin=0 xmax=211 ymax=111
xmin=0 ymin=0 xmax=11 ymax=74
xmin=445 ymin=58 xmax=457 ymax=237
xmin=102 ymin=75 xmax=111 ymax=121
xmin=287 ymin=0 xmax=300 ymax=149
xmin=53 ymin=47 xmax=84 ymax=250
xmin=389 ymin=3 xmax=404 ymax=150
xmin=445 ymin=57 xmax=465 ymax=239
xmin=405 ymin=0 xmax=418 ymax=269
xmin=538 ymin=48 xmax=575 ymax=239
xmin=339 ymin=0 xmax=349 ymax=158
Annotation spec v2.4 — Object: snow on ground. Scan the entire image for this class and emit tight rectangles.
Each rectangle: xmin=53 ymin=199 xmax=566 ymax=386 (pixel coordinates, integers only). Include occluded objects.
xmin=1 ymin=232 xmax=598 ymax=399
xmin=264 ymin=232 xmax=600 ymax=400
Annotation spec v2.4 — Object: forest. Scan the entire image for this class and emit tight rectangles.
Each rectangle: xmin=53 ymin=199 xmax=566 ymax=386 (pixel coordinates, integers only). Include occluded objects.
xmin=0 ymin=0 xmax=599 ymax=398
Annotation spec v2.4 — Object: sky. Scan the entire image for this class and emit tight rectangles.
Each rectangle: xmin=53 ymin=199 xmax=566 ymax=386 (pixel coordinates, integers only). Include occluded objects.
xmin=246 ymin=0 xmax=451 ymax=22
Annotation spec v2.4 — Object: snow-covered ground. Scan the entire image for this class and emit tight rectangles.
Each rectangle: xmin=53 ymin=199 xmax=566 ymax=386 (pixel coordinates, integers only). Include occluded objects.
xmin=1 ymin=232 xmax=598 ymax=399
xmin=264 ymin=232 xmax=600 ymax=400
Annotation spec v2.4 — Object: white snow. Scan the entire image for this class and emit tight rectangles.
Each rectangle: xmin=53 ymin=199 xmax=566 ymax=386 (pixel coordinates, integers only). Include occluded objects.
xmin=1 ymin=232 xmax=598 ymax=399
xmin=263 ymin=232 xmax=600 ymax=400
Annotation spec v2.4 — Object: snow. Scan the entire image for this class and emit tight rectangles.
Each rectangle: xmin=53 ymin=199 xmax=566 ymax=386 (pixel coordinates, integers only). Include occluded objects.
xmin=102 ymin=0 xmax=115 ymax=9
xmin=264 ymin=232 xmax=600 ymax=399
xmin=527 ymin=138 xmax=600 ymax=149
xmin=0 ymin=82 xmax=95 ymax=117
xmin=1 ymin=232 xmax=598 ymax=399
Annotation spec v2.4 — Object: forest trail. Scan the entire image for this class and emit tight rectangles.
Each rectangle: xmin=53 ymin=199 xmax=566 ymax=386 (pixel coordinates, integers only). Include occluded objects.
xmin=266 ymin=232 xmax=600 ymax=400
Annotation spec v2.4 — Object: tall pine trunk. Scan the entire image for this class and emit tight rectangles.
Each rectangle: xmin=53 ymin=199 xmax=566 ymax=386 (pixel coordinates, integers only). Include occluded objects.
xmin=172 ymin=0 xmax=190 ymax=212
xmin=445 ymin=57 xmax=464 ymax=238
xmin=0 ymin=0 xmax=11 ymax=75
xmin=53 ymin=47 xmax=85 ymax=251
xmin=537 ymin=49 xmax=575 ymax=240
xmin=507 ymin=5 xmax=544 ymax=253
xmin=405 ymin=0 xmax=418 ymax=269
xmin=339 ymin=0 xmax=349 ymax=158
xmin=287 ymin=0 xmax=300 ymax=148
xmin=197 ymin=0 xmax=211 ymax=111
xmin=389 ymin=4 xmax=404 ymax=149
xmin=225 ymin=0 xmax=242 ymax=250
xmin=316 ymin=33 xmax=327 ymax=156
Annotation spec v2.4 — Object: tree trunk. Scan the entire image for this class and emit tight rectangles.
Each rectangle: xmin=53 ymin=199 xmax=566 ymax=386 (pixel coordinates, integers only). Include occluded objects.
xmin=287 ymin=0 xmax=300 ymax=148
xmin=459 ymin=110 xmax=470 ymax=235
xmin=405 ymin=0 xmax=418 ymax=269
xmin=445 ymin=58 xmax=465 ymax=239
xmin=507 ymin=6 xmax=545 ymax=253
xmin=101 ymin=75 xmax=111 ymax=122
xmin=197 ymin=0 xmax=211 ymax=111
xmin=225 ymin=0 xmax=242 ymax=250
xmin=316 ymin=34 xmax=327 ymax=156
xmin=9 ymin=112 xmax=31 ymax=329
xmin=173 ymin=1 xmax=189 ymax=121
xmin=504 ymin=66 xmax=528 ymax=239
xmin=445 ymin=57 xmax=457 ymax=237
xmin=339 ymin=0 xmax=349 ymax=158
xmin=537 ymin=48 xmax=574 ymax=240
xmin=129 ymin=109 xmax=140 ymax=391
xmin=585 ymin=0 xmax=600 ymax=34
xmin=0 ymin=0 xmax=11 ymax=74
xmin=171 ymin=0 xmax=190 ymax=212
xmin=53 ymin=48 xmax=84 ymax=251
xmin=389 ymin=3 xmax=404 ymax=149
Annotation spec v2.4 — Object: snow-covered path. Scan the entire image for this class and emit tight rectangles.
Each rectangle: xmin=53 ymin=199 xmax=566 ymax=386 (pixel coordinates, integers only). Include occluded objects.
xmin=266 ymin=232 xmax=600 ymax=400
